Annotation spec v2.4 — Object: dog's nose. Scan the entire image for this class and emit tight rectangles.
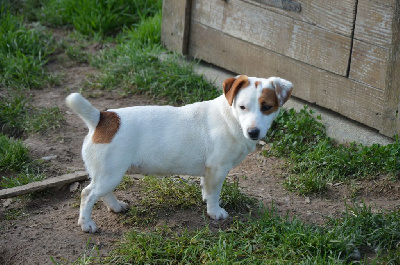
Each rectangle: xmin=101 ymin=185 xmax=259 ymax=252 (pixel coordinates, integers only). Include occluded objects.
xmin=247 ymin=128 xmax=260 ymax=140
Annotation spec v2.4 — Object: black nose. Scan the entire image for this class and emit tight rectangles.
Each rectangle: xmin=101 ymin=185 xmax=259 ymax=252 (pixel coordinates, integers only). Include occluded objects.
xmin=247 ymin=128 xmax=260 ymax=140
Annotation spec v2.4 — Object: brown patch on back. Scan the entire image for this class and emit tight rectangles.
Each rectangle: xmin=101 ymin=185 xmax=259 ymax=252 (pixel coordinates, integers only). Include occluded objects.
xmin=223 ymin=75 xmax=250 ymax=106
xmin=92 ymin=111 xmax=120 ymax=144
xmin=259 ymin=88 xmax=280 ymax=115
xmin=254 ymin=81 xmax=261 ymax=88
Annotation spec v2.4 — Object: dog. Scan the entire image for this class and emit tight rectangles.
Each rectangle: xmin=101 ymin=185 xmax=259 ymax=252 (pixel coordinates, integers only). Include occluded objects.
xmin=66 ymin=75 xmax=293 ymax=233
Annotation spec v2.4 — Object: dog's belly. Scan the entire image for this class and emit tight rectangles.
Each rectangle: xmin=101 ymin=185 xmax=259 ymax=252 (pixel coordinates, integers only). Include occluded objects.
xmin=130 ymin=163 xmax=206 ymax=177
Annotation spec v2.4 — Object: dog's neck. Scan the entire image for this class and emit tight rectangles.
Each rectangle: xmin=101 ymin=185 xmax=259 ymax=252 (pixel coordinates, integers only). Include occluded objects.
xmin=217 ymin=95 xmax=257 ymax=147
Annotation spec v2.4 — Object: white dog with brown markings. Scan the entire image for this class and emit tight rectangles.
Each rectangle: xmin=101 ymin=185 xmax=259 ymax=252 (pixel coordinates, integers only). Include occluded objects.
xmin=66 ymin=75 xmax=293 ymax=233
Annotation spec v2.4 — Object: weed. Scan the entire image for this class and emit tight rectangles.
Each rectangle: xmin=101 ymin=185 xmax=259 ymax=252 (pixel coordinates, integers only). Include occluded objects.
xmin=266 ymin=106 xmax=400 ymax=194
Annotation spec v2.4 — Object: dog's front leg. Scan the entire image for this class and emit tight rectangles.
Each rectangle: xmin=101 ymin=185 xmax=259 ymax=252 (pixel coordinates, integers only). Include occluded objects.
xmin=202 ymin=167 xmax=229 ymax=220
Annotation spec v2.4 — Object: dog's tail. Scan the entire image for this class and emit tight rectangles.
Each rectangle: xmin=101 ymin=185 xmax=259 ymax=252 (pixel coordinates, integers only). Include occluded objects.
xmin=66 ymin=93 xmax=100 ymax=130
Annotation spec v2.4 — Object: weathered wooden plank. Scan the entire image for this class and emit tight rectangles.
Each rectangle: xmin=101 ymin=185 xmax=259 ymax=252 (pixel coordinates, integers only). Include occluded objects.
xmin=381 ymin=0 xmax=400 ymax=137
xmin=354 ymin=0 xmax=393 ymax=47
xmin=188 ymin=22 xmax=385 ymax=132
xmin=0 ymin=171 xmax=88 ymax=199
xmin=192 ymin=0 xmax=352 ymax=76
xmin=349 ymin=40 xmax=389 ymax=89
xmin=161 ymin=0 xmax=192 ymax=55
xmin=242 ymin=0 xmax=356 ymax=36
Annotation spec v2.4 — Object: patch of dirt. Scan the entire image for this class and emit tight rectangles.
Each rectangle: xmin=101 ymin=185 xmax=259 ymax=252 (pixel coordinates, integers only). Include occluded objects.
xmin=1 ymin=47 xmax=400 ymax=264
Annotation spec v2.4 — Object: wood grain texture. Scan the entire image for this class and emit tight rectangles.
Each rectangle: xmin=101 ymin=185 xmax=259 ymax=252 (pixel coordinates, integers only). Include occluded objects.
xmin=191 ymin=0 xmax=352 ymax=75
xmin=242 ymin=0 xmax=356 ymax=36
xmin=188 ymin=22 xmax=385 ymax=132
xmin=0 ymin=171 xmax=88 ymax=199
xmin=354 ymin=0 xmax=393 ymax=47
xmin=161 ymin=0 xmax=192 ymax=54
xmin=349 ymin=40 xmax=389 ymax=89
xmin=381 ymin=0 xmax=400 ymax=136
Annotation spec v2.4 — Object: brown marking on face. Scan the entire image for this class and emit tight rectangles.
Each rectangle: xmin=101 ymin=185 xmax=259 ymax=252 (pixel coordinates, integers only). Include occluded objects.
xmin=223 ymin=75 xmax=250 ymax=106
xmin=254 ymin=81 xmax=261 ymax=88
xmin=259 ymin=88 xmax=280 ymax=115
xmin=92 ymin=111 xmax=120 ymax=144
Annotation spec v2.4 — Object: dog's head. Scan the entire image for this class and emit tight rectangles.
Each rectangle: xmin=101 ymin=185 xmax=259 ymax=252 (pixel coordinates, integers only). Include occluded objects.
xmin=223 ymin=75 xmax=293 ymax=141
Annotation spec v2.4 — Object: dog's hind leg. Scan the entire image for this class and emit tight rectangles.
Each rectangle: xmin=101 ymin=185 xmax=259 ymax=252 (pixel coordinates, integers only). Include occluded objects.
xmin=102 ymin=192 xmax=128 ymax=213
xmin=78 ymin=170 xmax=126 ymax=233
xmin=202 ymin=167 xmax=229 ymax=220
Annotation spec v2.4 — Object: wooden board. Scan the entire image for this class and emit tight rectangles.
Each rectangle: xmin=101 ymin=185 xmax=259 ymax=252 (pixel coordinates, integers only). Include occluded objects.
xmin=353 ymin=0 xmax=394 ymax=47
xmin=188 ymin=22 xmax=385 ymax=131
xmin=0 ymin=171 xmax=88 ymax=199
xmin=380 ymin=0 xmax=400 ymax=137
xmin=161 ymin=0 xmax=192 ymax=54
xmin=241 ymin=0 xmax=357 ymax=37
xmin=191 ymin=0 xmax=352 ymax=76
xmin=349 ymin=40 xmax=389 ymax=89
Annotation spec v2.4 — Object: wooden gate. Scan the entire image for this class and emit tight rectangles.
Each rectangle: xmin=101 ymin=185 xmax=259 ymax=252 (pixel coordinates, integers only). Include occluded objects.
xmin=161 ymin=0 xmax=399 ymax=137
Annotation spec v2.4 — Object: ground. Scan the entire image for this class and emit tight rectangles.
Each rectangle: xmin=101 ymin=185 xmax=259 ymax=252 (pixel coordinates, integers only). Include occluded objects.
xmin=1 ymin=47 xmax=400 ymax=265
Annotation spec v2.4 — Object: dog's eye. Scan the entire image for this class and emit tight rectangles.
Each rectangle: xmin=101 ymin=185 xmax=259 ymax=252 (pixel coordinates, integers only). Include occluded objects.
xmin=240 ymin=106 xmax=246 ymax=110
xmin=261 ymin=105 xmax=273 ymax=112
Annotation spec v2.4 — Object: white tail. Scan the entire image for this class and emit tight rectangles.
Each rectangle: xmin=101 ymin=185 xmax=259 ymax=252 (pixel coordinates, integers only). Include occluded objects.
xmin=66 ymin=93 xmax=100 ymax=130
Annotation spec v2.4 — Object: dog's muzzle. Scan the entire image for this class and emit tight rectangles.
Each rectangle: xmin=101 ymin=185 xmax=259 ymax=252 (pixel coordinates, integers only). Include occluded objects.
xmin=247 ymin=127 xmax=260 ymax=140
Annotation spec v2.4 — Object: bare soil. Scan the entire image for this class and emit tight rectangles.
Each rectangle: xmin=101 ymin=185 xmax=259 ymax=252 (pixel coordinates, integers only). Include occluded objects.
xmin=1 ymin=45 xmax=400 ymax=264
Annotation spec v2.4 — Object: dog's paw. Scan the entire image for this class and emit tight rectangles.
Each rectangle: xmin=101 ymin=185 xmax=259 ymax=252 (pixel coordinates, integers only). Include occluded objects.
xmin=207 ymin=207 xmax=229 ymax=220
xmin=79 ymin=219 xmax=98 ymax=233
xmin=107 ymin=200 xmax=129 ymax=213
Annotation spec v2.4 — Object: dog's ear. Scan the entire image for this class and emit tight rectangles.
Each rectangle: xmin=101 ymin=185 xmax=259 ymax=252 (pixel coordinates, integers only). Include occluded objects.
xmin=271 ymin=77 xmax=293 ymax=107
xmin=223 ymin=75 xmax=249 ymax=106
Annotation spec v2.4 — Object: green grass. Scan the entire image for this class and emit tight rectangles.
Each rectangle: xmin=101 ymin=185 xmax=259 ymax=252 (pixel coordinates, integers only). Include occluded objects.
xmin=36 ymin=0 xmax=161 ymax=38
xmin=265 ymin=107 xmax=400 ymax=194
xmin=0 ymin=134 xmax=30 ymax=172
xmin=106 ymin=204 xmax=400 ymax=264
xmin=124 ymin=176 xmax=255 ymax=226
xmin=0 ymin=91 xmax=63 ymax=138
xmin=0 ymin=6 xmax=56 ymax=89
xmin=0 ymin=134 xmax=46 ymax=189
xmin=92 ymin=45 xmax=221 ymax=105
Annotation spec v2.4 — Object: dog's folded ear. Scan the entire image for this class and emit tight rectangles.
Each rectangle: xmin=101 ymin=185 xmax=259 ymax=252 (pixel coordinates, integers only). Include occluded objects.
xmin=223 ymin=75 xmax=250 ymax=106
xmin=271 ymin=77 xmax=293 ymax=107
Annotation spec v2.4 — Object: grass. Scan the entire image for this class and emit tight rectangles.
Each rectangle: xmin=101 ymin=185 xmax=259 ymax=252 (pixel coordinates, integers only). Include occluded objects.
xmin=0 ymin=134 xmax=30 ymax=172
xmin=90 ymin=13 xmax=221 ymax=105
xmin=0 ymin=134 xmax=45 ymax=189
xmin=123 ymin=176 xmax=255 ymax=226
xmin=0 ymin=91 xmax=63 ymax=138
xmin=0 ymin=3 xmax=63 ymax=188
xmin=0 ymin=6 xmax=56 ymax=89
xmin=265 ymin=106 xmax=400 ymax=194
xmin=106 ymin=204 xmax=400 ymax=264
xmin=36 ymin=0 xmax=161 ymax=38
